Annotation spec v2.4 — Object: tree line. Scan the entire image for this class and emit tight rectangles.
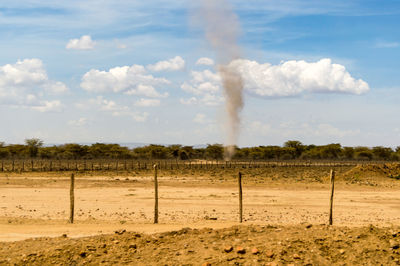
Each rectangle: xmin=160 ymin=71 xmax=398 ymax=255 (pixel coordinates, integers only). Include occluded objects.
xmin=0 ymin=139 xmax=399 ymax=161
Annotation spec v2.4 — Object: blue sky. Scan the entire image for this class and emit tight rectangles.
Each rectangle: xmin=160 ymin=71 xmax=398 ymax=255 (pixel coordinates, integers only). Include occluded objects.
xmin=1 ymin=0 xmax=400 ymax=147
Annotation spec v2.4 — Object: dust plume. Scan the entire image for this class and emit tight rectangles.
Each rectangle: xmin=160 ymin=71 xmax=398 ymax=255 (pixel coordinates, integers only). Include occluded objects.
xmin=195 ymin=0 xmax=244 ymax=160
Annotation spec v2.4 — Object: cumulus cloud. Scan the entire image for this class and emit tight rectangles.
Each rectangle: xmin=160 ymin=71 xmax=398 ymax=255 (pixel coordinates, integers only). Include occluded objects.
xmin=79 ymin=96 xmax=149 ymax=122
xmin=180 ymin=58 xmax=369 ymax=105
xmin=66 ymin=35 xmax=96 ymax=50
xmin=230 ymin=58 xmax=369 ymax=97
xmin=179 ymin=97 xmax=198 ymax=105
xmin=135 ymin=98 xmax=160 ymax=107
xmin=125 ymin=84 xmax=168 ymax=98
xmin=147 ymin=56 xmax=185 ymax=72
xmin=196 ymin=57 xmax=215 ymax=66
xmin=0 ymin=58 xmax=68 ymax=111
xmin=180 ymin=70 xmax=223 ymax=106
xmin=31 ymin=100 xmax=63 ymax=113
xmin=81 ymin=64 xmax=170 ymax=97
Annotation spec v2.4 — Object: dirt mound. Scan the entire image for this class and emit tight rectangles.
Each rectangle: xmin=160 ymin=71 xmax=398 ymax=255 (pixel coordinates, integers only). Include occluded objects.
xmin=1 ymin=224 xmax=400 ymax=265
xmin=343 ymin=163 xmax=400 ymax=182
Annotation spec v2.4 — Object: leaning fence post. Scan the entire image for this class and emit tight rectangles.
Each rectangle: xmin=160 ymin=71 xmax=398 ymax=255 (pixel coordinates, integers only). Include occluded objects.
xmin=154 ymin=164 xmax=159 ymax=224
xmin=69 ymin=173 xmax=75 ymax=223
xmin=238 ymin=172 xmax=243 ymax=223
xmin=329 ymin=169 xmax=335 ymax=226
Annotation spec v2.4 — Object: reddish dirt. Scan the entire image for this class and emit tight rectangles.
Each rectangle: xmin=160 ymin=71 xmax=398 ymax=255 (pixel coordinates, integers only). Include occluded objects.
xmin=1 ymin=164 xmax=400 ymax=265
xmin=1 ymin=224 xmax=400 ymax=265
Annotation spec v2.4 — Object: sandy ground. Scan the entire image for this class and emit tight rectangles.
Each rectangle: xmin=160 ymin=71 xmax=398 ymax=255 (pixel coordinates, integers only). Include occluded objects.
xmin=1 ymin=170 xmax=400 ymax=243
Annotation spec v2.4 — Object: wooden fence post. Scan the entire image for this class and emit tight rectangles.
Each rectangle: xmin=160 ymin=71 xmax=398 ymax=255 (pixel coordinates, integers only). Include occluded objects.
xmin=69 ymin=173 xmax=75 ymax=223
xmin=329 ymin=169 xmax=335 ymax=226
xmin=154 ymin=164 xmax=159 ymax=224
xmin=238 ymin=172 xmax=243 ymax=223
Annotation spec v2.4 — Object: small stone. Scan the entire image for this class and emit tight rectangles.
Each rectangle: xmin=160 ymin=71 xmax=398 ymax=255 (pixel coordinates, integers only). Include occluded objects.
xmin=79 ymin=252 xmax=87 ymax=258
xmin=251 ymin=247 xmax=259 ymax=255
xmin=115 ymin=229 xmax=126 ymax=235
xmin=202 ymin=262 xmax=211 ymax=266
xmin=339 ymin=249 xmax=345 ymax=254
xmin=293 ymin=253 xmax=301 ymax=259
xmin=224 ymin=246 xmax=233 ymax=253
xmin=113 ymin=240 xmax=120 ymax=244
xmin=390 ymin=240 xmax=399 ymax=249
xmin=61 ymin=234 xmax=67 ymax=238
xmin=236 ymin=246 xmax=246 ymax=254
xmin=129 ymin=244 xmax=137 ymax=249
xmin=265 ymin=251 xmax=274 ymax=258
xmin=306 ymin=224 xmax=312 ymax=229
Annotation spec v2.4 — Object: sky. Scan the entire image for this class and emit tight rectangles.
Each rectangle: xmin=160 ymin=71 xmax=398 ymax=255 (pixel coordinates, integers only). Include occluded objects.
xmin=1 ymin=0 xmax=400 ymax=147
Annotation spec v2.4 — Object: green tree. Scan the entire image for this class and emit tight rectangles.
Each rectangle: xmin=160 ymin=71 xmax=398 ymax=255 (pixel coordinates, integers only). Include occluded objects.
xmin=372 ymin=146 xmax=393 ymax=160
xmin=284 ymin=140 xmax=305 ymax=158
xmin=25 ymin=138 xmax=44 ymax=158
xmin=0 ymin=142 xmax=9 ymax=158
xmin=205 ymin=144 xmax=224 ymax=160
xmin=354 ymin=147 xmax=373 ymax=160
xmin=342 ymin=147 xmax=355 ymax=159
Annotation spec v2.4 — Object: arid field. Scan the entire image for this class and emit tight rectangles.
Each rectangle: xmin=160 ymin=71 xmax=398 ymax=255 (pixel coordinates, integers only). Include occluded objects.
xmin=1 ymin=163 xmax=400 ymax=265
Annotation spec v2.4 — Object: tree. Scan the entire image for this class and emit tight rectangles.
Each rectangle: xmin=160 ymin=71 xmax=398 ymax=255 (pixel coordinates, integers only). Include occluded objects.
xmin=0 ymin=142 xmax=9 ymax=158
xmin=372 ymin=146 xmax=393 ymax=160
xmin=342 ymin=147 xmax=355 ymax=159
xmin=354 ymin=147 xmax=373 ymax=160
xmin=284 ymin=140 xmax=305 ymax=158
xmin=205 ymin=144 xmax=224 ymax=160
xmin=25 ymin=138 xmax=43 ymax=158
xmin=320 ymin=144 xmax=342 ymax=159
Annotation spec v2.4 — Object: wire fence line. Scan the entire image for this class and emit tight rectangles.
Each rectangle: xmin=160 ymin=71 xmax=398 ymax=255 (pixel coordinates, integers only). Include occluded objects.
xmin=0 ymin=159 xmax=393 ymax=173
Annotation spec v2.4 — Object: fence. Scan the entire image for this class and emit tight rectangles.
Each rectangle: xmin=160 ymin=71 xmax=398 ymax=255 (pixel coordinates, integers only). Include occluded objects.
xmin=0 ymin=159 xmax=389 ymax=173
xmin=66 ymin=168 xmax=338 ymax=225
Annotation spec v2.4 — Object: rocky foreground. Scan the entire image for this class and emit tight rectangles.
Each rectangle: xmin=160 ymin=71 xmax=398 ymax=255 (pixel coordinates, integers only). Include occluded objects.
xmin=1 ymin=224 xmax=400 ymax=265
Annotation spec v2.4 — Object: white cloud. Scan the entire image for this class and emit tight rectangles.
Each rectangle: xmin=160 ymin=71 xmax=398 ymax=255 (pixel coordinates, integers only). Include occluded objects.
xmin=135 ymin=98 xmax=160 ymax=107
xmin=66 ymin=35 xmax=96 ymax=50
xmin=125 ymin=84 xmax=168 ymax=98
xmin=31 ymin=100 xmax=63 ymax=113
xmin=80 ymin=96 xmax=149 ymax=122
xmin=131 ymin=112 xmax=149 ymax=122
xmin=147 ymin=56 xmax=185 ymax=72
xmin=44 ymin=81 xmax=69 ymax=94
xmin=196 ymin=57 xmax=215 ymax=66
xmin=179 ymin=97 xmax=198 ymax=105
xmin=81 ymin=64 xmax=170 ymax=97
xmin=230 ymin=58 xmax=369 ymax=97
xmin=181 ymin=58 xmax=368 ymax=108
xmin=0 ymin=58 xmax=68 ymax=111
xmin=180 ymin=69 xmax=223 ymax=106
xmin=68 ymin=117 xmax=88 ymax=127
